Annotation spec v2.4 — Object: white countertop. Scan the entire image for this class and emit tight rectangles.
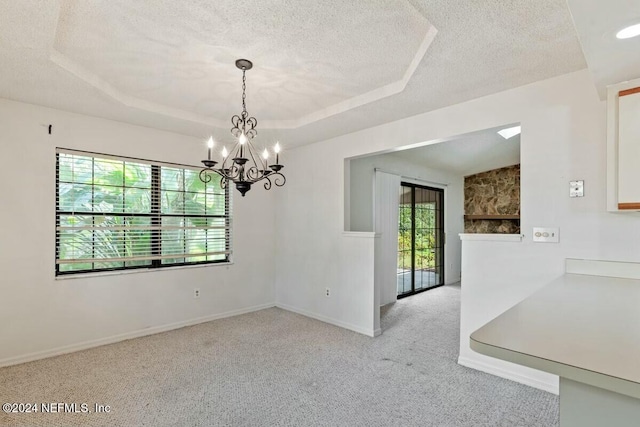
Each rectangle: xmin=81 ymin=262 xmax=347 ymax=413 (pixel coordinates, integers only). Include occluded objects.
xmin=471 ymin=273 xmax=640 ymax=399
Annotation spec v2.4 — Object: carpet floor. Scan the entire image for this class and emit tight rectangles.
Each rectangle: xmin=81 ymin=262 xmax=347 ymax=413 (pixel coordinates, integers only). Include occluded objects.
xmin=0 ymin=285 xmax=559 ymax=426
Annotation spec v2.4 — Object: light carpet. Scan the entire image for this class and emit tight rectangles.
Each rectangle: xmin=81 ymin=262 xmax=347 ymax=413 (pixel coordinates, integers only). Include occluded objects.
xmin=0 ymin=285 xmax=558 ymax=426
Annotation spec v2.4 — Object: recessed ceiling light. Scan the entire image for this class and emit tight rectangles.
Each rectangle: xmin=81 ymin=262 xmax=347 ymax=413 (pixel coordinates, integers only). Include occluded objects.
xmin=616 ymin=23 xmax=640 ymax=39
xmin=497 ymin=125 xmax=521 ymax=139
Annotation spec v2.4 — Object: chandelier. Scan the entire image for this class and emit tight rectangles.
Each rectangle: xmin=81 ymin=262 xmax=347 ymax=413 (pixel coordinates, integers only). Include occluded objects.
xmin=199 ymin=59 xmax=285 ymax=196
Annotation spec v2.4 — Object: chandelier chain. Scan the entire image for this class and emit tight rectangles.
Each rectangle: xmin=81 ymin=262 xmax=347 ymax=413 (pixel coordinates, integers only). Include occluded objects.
xmin=241 ymin=69 xmax=247 ymax=118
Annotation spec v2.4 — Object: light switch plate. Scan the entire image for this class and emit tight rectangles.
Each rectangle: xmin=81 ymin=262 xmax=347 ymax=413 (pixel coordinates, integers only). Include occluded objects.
xmin=533 ymin=227 xmax=559 ymax=243
xmin=570 ymin=180 xmax=584 ymax=197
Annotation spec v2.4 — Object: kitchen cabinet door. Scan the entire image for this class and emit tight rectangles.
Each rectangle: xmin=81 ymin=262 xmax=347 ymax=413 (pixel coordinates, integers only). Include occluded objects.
xmin=618 ymin=88 xmax=640 ymax=210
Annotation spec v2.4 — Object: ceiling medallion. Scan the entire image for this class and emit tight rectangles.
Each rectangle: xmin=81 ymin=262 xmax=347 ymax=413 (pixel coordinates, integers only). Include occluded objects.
xmin=199 ymin=59 xmax=285 ymax=196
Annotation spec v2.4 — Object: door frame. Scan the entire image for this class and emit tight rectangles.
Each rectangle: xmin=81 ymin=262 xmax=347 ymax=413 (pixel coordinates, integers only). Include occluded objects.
xmin=397 ymin=181 xmax=446 ymax=299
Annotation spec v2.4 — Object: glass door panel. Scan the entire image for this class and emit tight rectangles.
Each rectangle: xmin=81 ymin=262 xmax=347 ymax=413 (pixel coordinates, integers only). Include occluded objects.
xmin=397 ymin=183 xmax=444 ymax=298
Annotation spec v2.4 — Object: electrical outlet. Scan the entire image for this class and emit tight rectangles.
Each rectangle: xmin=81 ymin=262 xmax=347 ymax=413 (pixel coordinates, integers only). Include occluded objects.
xmin=194 ymin=288 xmax=201 ymax=299
xmin=325 ymin=288 xmax=330 ymax=297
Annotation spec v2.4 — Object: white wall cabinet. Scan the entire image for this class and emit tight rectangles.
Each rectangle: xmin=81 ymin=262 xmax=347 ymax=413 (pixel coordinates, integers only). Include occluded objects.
xmin=618 ymin=89 xmax=640 ymax=208
xmin=607 ymin=78 xmax=640 ymax=211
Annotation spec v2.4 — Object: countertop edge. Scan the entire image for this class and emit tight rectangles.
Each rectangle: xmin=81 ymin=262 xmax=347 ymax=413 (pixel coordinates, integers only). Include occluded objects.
xmin=470 ymin=336 xmax=640 ymax=400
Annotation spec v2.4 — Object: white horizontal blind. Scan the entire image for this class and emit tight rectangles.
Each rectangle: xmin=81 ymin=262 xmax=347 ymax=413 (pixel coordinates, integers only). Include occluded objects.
xmin=56 ymin=149 xmax=231 ymax=275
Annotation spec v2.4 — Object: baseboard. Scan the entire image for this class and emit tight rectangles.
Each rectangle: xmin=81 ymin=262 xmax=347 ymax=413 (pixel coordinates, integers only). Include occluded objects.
xmin=276 ymin=303 xmax=377 ymax=337
xmin=0 ymin=302 xmax=276 ymax=368
xmin=458 ymin=356 xmax=559 ymax=395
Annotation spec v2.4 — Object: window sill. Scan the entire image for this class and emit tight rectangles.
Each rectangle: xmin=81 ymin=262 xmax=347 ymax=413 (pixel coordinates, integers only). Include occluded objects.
xmin=55 ymin=261 xmax=234 ymax=281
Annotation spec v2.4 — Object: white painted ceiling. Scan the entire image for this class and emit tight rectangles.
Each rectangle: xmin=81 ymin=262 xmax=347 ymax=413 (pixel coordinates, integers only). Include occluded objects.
xmin=567 ymin=0 xmax=640 ymax=98
xmin=52 ymin=0 xmax=435 ymax=128
xmin=0 ymin=1 xmax=594 ymax=147
xmin=390 ymin=126 xmax=520 ymax=177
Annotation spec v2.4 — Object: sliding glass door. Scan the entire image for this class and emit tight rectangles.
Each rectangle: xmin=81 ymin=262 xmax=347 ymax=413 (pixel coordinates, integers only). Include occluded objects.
xmin=397 ymin=183 xmax=444 ymax=298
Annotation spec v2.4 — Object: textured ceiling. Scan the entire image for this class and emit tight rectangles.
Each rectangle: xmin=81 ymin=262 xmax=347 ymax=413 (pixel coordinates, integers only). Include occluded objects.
xmin=0 ymin=0 xmax=586 ymax=147
xmin=566 ymin=0 xmax=640 ymax=98
xmin=53 ymin=0 xmax=435 ymax=127
xmin=391 ymin=126 xmax=520 ymax=176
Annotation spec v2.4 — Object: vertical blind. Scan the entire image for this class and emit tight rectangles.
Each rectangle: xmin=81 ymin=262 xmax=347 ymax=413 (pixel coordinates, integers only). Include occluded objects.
xmin=374 ymin=170 xmax=401 ymax=306
xmin=55 ymin=149 xmax=231 ymax=275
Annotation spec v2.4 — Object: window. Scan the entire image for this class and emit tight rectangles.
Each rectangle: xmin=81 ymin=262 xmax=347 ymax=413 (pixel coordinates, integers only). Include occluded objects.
xmin=55 ymin=149 xmax=231 ymax=275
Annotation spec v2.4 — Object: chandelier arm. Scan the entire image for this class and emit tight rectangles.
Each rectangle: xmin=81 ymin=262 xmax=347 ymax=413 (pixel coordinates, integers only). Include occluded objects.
xmin=271 ymin=172 xmax=286 ymax=187
xmin=219 ymin=156 xmax=229 ymax=173
xmin=220 ymin=164 xmax=241 ymax=181
xmin=246 ymin=140 xmax=263 ymax=170
xmin=263 ymin=175 xmax=272 ymax=191
xmin=248 ymin=166 xmax=264 ymax=181
xmin=201 ymin=167 xmax=230 ymax=187
xmin=199 ymin=168 xmax=215 ymax=184
xmin=220 ymin=139 xmax=241 ymax=171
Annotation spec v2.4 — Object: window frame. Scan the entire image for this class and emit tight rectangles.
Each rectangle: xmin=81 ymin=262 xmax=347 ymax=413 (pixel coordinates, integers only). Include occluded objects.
xmin=55 ymin=148 xmax=232 ymax=276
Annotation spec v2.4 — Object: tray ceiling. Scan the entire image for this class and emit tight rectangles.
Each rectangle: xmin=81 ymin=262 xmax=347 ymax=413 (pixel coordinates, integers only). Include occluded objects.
xmin=52 ymin=0 xmax=436 ymax=128
xmin=0 ymin=0 xmax=587 ymax=147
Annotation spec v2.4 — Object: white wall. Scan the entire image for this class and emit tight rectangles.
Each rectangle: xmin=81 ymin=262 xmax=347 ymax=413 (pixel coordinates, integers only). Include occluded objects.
xmin=275 ymin=69 xmax=640 ymax=386
xmin=349 ymin=152 xmax=464 ymax=285
xmin=0 ymin=99 xmax=277 ymax=365
xmin=459 ymin=237 xmax=562 ymax=393
xmin=7 ymin=66 xmax=639 ymax=391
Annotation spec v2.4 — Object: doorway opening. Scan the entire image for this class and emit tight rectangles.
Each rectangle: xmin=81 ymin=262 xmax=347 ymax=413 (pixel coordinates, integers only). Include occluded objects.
xmin=397 ymin=182 xmax=444 ymax=298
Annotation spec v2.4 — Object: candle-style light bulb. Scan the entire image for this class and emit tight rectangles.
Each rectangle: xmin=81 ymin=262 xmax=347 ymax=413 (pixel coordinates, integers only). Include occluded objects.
xmin=238 ymin=133 xmax=247 ymax=158
xmin=222 ymin=146 xmax=228 ymax=159
xmin=274 ymin=142 xmax=281 ymax=164
xmin=262 ymin=149 xmax=269 ymax=170
xmin=207 ymin=136 xmax=214 ymax=160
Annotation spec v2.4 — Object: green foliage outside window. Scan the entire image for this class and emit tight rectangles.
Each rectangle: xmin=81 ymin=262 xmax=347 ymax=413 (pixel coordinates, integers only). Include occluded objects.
xmin=56 ymin=152 xmax=229 ymax=274
xmin=398 ymin=202 xmax=437 ymax=271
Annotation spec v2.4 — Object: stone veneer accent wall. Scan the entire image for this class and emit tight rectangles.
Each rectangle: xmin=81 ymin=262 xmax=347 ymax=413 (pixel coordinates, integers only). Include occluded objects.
xmin=464 ymin=164 xmax=520 ymax=234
